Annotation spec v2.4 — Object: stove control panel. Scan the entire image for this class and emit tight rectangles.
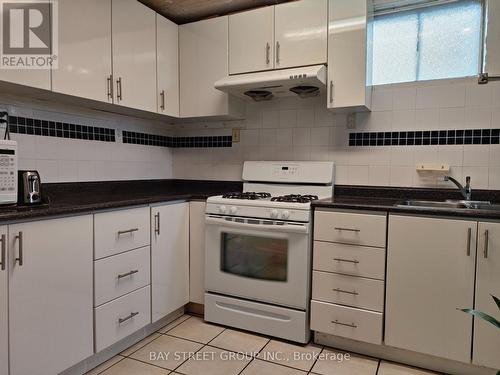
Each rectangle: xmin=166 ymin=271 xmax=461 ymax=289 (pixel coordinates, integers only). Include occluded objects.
xmin=272 ymin=164 xmax=299 ymax=179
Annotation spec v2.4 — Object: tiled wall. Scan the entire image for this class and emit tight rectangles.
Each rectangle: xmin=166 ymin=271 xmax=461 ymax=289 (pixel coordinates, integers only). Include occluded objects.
xmin=0 ymin=94 xmax=174 ymax=182
xmin=172 ymin=77 xmax=500 ymax=190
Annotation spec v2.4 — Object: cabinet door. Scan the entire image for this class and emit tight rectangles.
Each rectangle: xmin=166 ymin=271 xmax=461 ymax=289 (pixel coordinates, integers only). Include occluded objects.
xmin=274 ymin=0 xmax=327 ymax=69
xmin=229 ymin=6 xmax=274 ymax=74
xmin=112 ymin=0 xmax=157 ymax=112
xmin=157 ymin=15 xmax=179 ymax=117
xmin=9 ymin=215 xmax=93 ymax=375
xmin=484 ymin=0 xmax=500 ymax=78
xmin=152 ymin=203 xmax=189 ymax=322
xmin=327 ymin=0 xmax=371 ymax=111
xmin=0 ymin=226 xmax=7 ymax=375
xmin=52 ymin=0 xmax=112 ymax=103
xmin=179 ymin=17 xmax=230 ymax=118
xmin=189 ymin=201 xmax=206 ymax=304
xmin=386 ymin=215 xmax=476 ymax=362
xmin=473 ymin=222 xmax=500 ymax=369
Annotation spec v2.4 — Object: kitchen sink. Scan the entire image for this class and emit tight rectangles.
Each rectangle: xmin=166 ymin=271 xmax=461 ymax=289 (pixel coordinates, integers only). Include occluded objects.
xmin=395 ymin=200 xmax=500 ymax=210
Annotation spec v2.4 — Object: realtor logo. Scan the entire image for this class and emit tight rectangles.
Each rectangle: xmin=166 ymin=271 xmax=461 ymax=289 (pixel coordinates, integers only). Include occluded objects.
xmin=0 ymin=0 xmax=58 ymax=69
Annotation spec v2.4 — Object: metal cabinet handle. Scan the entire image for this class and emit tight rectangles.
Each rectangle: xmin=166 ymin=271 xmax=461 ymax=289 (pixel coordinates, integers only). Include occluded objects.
xmin=155 ymin=213 xmax=160 ymax=235
xmin=160 ymin=90 xmax=166 ymax=111
xmin=266 ymin=42 xmax=270 ymax=65
xmin=332 ymin=288 xmax=359 ymax=296
xmin=334 ymin=227 xmax=360 ymax=232
xmin=117 ymin=269 xmax=139 ymax=279
xmin=331 ymin=320 xmax=357 ymax=328
xmin=117 ymin=228 xmax=139 ymax=236
xmin=15 ymin=232 xmax=23 ymax=266
xmin=118 ymin=311 xmax=139 ymax=324
xmin=330 ymin=81 xmax=334 ymax=104
xmin=116 ymin=77 xmax=123 ymax=101
xmin=0 ymin=234 xmax=5 ymax=271
xmin=484 ymin=229 xmax=489 ymax=259
xmin=466 ymin=227 xmax=472 ymax=256
xmin=107 ymin=75 xmax=113 ymax=101
xmin=333 ymin=257 xmax=359 ymax=264
xmin=276 ymin=41 xmax=280 ymax=64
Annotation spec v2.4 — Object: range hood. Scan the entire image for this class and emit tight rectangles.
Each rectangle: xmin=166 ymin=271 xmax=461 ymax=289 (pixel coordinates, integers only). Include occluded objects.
xmin=214 ymin=65 xmax=327 ymax=102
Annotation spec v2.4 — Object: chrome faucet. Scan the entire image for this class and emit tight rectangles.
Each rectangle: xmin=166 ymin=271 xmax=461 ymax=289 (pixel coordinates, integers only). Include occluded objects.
xmin=444 ymin=175 xmax=471 ymax=201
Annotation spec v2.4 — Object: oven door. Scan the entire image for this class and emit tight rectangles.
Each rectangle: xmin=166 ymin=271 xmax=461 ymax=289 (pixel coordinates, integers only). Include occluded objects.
xmin=205 ymin=215 xmax=311 ymax=310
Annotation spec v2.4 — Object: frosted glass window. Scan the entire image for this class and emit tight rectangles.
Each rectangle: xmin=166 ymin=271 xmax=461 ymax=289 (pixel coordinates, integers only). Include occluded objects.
xmin=372 ymin=0 xmax=482 ymax=85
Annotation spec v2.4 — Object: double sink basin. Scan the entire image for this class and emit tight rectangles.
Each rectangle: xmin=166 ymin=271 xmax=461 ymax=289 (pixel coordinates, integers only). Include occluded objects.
xmin=396 ymin=200 xmax=500 ymax=211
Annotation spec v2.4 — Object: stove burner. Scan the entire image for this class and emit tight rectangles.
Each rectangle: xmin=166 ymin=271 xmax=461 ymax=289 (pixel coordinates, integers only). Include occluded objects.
xmin=222 ymin=192 xmax=272 ymax=200
xmin=271 ymin=194 xmax=319 ymax=203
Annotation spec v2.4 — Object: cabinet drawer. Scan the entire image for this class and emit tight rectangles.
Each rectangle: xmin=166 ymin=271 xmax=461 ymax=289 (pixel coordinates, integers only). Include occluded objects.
xmin=312 ymin=271 xmax=384 ymax=312
xmin=311 ymin=300 xmax=382 ymax=344
xmin=95 ymin=285 xmax=151 ymax=352
xmin=94 ymin=246 xmax=151 ymax=306
xmin=95 ymin=207 xmax=150 ymax=259
xmin=313 ymin=241 xmax=385 ymax=280
xmin=314 ymin=211 xmax=386 ymax=248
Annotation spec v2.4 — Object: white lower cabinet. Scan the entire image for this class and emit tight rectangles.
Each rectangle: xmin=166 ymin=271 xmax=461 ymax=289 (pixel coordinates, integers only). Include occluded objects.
xmin=473 ymin=221 xmax=500 ymax=369
xmin=151 ymin=202 xmax=189 ymax=322
xmin=189 ymin=201 xmax=206 ymax=304
xmin=8 ymin=216 xmax=94 ymax=375
xmin=386 ymin=215 xmax=477 ymax=363
xmin=0 ymin=226 xmax=7 ymax=375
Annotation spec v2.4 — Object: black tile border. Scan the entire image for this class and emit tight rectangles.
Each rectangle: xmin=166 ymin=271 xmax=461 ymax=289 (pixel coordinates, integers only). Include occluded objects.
xmin=8 ymin=115 xmax=116 ymax=142
xmin=122 ymin=131 xmax=233 ymax=148
xmin=349 ymin=128 xmax=500 ymax=147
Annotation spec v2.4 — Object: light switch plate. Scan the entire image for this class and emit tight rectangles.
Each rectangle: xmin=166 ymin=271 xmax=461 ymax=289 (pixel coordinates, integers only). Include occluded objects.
xmin=232 ymin=128 xmax=240 ymax=143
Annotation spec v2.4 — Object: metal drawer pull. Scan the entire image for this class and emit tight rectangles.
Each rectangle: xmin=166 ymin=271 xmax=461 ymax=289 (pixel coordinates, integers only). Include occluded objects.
xmin=466 ymin=228 xmax=471 ymax=256
xmin=117 ymin=228 xmax=139 ymax=236
xmin=330 ymin=81 xmax=334 ymax=104
xmin=15 ymin=232 xmax=23 ymax=266
xmin=276 ymin=41 xmax=280 ymax=64
xmin=266 ymin=42 xmax=270 ymax=64
xmin=331 ymin=320 xmax=357 ymax=328
xmin=333 ymin=257 xmax=360 ymax=264
xmin=154 ymin=213 xmax=160 ymax=235
xmin=160 ymin=90 xmax=166 ymax=110
xmin=118 ymin=311 xmax=139 ymax=324
xmin=332 ymin=288 xmax=359 ymax=296
xmin=0 ymin=234 xmax=5 ymax=271
xmin=107 ymin=75 xmax=113 ymax=100
xmin=484 ymin=229 xmax=489 ymax=259
xmin=117 ymin=269 xmax=139 ymax=279
xmin=116 ymin=77 xmax=123 ymax=101
xmin=334 ymin=227 xmax=360 ymax=232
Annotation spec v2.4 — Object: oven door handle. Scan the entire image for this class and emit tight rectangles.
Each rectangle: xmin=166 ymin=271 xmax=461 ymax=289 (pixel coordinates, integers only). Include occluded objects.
xmin=205 ymin=216 xmax=309 ymax=234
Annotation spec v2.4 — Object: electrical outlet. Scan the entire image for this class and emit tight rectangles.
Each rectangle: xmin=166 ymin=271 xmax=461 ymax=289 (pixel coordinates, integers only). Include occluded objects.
xmin=232 ymin=128 xmax=240 ymax=143
xmin=346 ymin=113 xmax=356 ymax=129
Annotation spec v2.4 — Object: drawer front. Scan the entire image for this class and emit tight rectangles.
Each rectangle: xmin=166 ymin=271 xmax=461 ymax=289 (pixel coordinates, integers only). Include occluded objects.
xmin=95 ymin=207 xmax=150 ymax=259
xmin=94 ymin=246 xmax=151 ymax=306
xmin=311 ymin=300 xmax=383 ymax=344
xmin=314 ymin=211 xmax=387 ymax=248
xmin=313 ymin=241 xmax=385 ymax=280
xmin=312 ymin=271 xmax=384 ymax=312
xmin=95 ymin=285 xmax=151 ymax=352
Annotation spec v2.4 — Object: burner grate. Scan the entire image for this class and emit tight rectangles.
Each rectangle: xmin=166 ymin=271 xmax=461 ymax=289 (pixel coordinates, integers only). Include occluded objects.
xmin=222 ymin=192 xmax=271 ymax=200
xmin=270 ymin=194 xmax=319 ymax=203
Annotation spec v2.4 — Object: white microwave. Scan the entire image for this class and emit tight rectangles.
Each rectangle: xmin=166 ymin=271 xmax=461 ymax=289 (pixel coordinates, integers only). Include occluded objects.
xmin=0 ymin=140 xmax=17 ymax=205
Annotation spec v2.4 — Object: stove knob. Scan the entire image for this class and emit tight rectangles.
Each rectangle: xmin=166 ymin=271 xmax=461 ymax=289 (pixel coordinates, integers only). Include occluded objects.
xmin=281 ymin=210 xmax=290 ymax=219
xmin=219 ymin=205 xmax=227 ymax=214
xmin=230 ymin=206 xmax=238 ymax=215
xmin=270 ymin=209 xmax=279 ymax=219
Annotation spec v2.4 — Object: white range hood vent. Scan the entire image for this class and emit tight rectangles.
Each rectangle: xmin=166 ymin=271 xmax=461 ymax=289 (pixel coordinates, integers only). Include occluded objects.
xmin=214 ymin=65 xmax=327 ymax=102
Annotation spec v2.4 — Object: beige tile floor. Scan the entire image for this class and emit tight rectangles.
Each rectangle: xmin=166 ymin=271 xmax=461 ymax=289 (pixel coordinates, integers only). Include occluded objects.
xmin=86 ymin=314 xmax=443 ymax=375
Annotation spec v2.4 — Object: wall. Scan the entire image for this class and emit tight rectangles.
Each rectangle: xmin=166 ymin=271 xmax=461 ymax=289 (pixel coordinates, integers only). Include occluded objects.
xmin=0 ymin=94 xmax=173 ymax=183
xmin=172 ymin=77 xmax=500 ymax=190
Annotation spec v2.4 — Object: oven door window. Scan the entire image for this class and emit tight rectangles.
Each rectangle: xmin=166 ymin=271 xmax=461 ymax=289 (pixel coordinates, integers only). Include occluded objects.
xmin=221 ymin=233 xmax=288 ymax=282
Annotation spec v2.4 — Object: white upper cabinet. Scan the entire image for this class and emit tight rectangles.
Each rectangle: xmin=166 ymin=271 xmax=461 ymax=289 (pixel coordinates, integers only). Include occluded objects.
xmin=0 ymin=227 xmax=7 ymax=375
xmin=229 ymin=6 xmax=275 ymax=74
xmin=9 ymin=216 xmax=93 ymax=375
xmin=112 ymin=0 xmax=157 ymax=112
xmin=156 ymin=14 xmax=179 ymax=117
xmin=274 ymin=0 xmax=328 ymax=69
xmin=386 ymin=215 xmax=476 ymax=363
xmin=327 ymin=0 xmax=372 ymax=111
xmin=52 ymin=0 xmax=112 ymax=103
xmin=473 ymin=221 xmax=500 ymax=370
xmin=483 ymin=0 xmax=500 ymax=79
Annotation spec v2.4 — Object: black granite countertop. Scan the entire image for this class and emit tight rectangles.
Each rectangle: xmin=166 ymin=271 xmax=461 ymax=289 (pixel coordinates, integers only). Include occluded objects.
xmin=0 ymin=179 xmax=242 ymax=222
xmin=313 ymin=185 xmax=500 ymax=220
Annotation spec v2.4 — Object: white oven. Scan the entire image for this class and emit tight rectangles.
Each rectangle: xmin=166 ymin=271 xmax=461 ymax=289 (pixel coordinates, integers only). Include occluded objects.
xmin=205 ymin=214 xmax=311 ymax=310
